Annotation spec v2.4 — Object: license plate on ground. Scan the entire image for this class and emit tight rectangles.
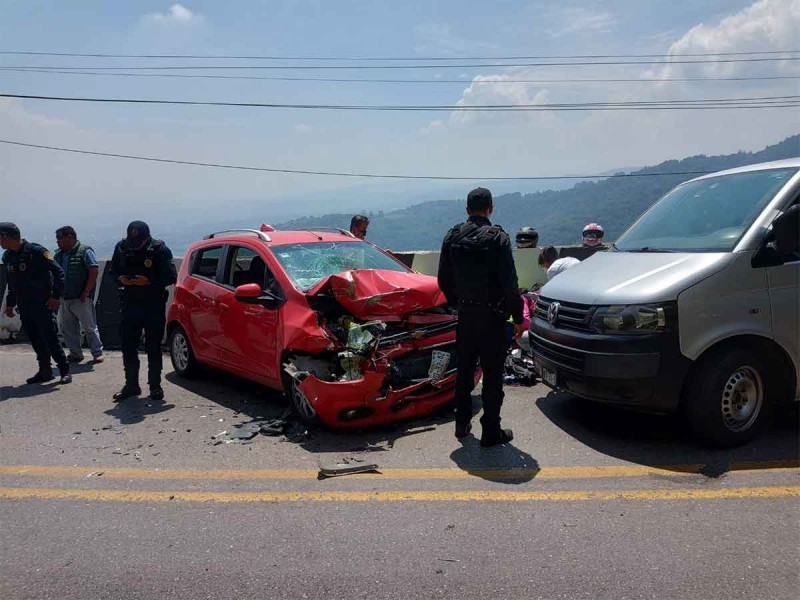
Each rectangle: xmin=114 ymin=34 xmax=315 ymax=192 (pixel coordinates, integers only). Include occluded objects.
xmin=540 ymin=364 xmax=558 ymax=388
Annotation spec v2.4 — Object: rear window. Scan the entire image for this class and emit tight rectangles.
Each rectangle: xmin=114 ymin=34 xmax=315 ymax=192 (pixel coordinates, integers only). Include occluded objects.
xmin=191 ymin=246 xmax=222 ymax=279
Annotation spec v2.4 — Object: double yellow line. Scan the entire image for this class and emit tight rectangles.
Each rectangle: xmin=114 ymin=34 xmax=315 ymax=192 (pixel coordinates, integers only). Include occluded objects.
xmin=0 ymin=486 xmax=797 ymax=503
xmin=1 ymin=461 xmax=797 ymax=503
xmin=1 ymin=460 xmax=797 ymax=482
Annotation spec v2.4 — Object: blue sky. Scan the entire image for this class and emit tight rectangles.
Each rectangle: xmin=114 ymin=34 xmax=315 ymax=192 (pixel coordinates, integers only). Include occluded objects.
xmin=1 ymin=0 xmax=798 ymax=242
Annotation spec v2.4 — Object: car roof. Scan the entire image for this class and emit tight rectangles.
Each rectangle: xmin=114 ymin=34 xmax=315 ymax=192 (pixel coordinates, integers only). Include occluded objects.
xmin=685 ymin=157 xmax=800 ymax=184
xmin=191 ymin=227 xmax=361 ymax=249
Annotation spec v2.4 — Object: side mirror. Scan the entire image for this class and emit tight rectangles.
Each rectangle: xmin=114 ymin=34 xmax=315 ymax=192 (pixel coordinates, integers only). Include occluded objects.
xmin=234 ymin=283 xmax=283 ymax=309
xmin=234 ymin=283 xmax=262 ymax=301
xmin=772 ymin=205 xmax=800 ymax=257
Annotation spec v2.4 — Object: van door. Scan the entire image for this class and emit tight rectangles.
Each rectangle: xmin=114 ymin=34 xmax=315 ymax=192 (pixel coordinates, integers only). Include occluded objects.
xmin=766 ymin=202 xmax=800 ymax=398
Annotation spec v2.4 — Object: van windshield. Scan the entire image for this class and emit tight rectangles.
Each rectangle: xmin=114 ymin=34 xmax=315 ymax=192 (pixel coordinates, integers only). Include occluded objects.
xmin=615 ymin=167 xmax=798 ymax=253
xmin=272 ymin=241 xmax=410 ymax=290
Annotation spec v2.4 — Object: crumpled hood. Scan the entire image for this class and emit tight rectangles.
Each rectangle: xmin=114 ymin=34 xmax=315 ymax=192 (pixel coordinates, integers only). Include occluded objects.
xmin=307 ymin=269 xmax=447 ymax=317
xmin=542 ymin=251 xmax=734 ymax=305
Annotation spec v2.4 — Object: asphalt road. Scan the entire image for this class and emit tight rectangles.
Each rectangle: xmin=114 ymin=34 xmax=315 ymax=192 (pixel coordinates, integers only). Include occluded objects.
xmin=1 ymin=345 xmax=798 ymax=600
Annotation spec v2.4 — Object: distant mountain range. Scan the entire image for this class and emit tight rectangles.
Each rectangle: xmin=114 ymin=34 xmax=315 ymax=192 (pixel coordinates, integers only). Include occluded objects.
xmin=277 ymin=134 xmax=800 ymax=251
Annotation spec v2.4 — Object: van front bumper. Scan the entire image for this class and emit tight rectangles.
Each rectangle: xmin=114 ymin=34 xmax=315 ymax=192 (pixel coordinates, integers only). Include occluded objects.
xmin=530 ymin=319 xmax=692 ymax=413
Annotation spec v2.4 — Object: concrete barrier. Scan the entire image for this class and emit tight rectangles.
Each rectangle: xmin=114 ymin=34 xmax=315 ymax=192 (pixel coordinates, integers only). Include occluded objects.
xmin=400 ymin=245 xmax=606 ymax=290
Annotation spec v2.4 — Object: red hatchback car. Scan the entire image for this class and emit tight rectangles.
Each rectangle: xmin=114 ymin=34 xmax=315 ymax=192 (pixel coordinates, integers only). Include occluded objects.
xmin=167 ymin=227 xmax=463 ymax=428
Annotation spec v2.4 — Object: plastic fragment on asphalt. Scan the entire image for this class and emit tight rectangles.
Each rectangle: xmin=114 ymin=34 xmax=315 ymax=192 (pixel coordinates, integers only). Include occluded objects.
xmin=318 ymin=457 xmax=380 ymax=478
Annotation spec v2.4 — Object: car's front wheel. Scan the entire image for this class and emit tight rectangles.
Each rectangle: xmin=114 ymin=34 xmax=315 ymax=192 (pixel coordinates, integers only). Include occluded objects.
xmin=287 ymin=376 xmax=322 ymax=427
xmin=685 ymin=347 xmax=771 ymax=447
xmin=169 ymin=325 xmax=200 ymax=378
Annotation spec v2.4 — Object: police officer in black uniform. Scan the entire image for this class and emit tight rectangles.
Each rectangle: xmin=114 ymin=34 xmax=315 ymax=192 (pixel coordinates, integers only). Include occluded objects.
xmin=438 ymin=188 xmax=524 ymax=447
xmin=0 ymin=222 xmax=72 ymax=384
xmin=108 ymin=221 xmax=177 ymax=401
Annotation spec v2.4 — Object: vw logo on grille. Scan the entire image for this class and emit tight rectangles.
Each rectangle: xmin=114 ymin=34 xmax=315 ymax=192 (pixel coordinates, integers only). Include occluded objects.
xmin=547 ymin=302 xmax=561 ymax=325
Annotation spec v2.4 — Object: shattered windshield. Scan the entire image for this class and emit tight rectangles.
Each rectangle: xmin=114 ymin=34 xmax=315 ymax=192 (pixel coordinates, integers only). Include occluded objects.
xmin=272 ymin=241 xmax=410 ymax=290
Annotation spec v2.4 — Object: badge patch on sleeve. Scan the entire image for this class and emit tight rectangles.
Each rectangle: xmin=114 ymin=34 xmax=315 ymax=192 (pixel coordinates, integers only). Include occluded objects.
xmin=144 ymin=259 xmax=153 ymax=268
xmin=44 ymin=251 xmax=54 ymax=261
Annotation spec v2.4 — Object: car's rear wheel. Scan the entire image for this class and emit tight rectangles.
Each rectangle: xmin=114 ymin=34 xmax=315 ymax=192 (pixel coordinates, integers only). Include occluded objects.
xmin=288 ymin=376 xmax=322 ymax=427
xmin=169 ymin=325 xmax=199 ymax=378
xmin=685 ymin=347 xmax=771 ymax=447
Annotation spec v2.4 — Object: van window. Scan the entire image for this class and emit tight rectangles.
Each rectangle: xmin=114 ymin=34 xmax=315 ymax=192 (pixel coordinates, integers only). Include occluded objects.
xmin=191 ymin=246 xmax=222 ymax=280
xmin=615 ymin=167 xmax=798 ymax=253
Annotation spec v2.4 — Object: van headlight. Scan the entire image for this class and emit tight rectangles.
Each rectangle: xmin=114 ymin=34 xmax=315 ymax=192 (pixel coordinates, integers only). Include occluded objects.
xmin=590 ymin=304 xmax=672 ymax=334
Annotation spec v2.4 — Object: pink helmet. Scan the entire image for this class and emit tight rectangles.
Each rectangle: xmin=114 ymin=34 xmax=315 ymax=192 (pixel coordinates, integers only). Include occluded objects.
xmin=582 ymin=223 xmax=604 ymax=247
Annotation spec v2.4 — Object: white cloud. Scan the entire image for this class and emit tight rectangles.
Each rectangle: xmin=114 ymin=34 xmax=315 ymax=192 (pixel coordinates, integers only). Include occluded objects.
xmin=547 ymin=7 xmax=617 ymax=37
xmin=414 ymin=22 xmax=497 ymax=56
xmin=419 ymin=119 xmax=445 ymax=135
xmin=144 ymin=4 xmax=202 ymax=26
xmin=645 ymin=0 xmax=800 ymax=79
xmin=450 ymin=74 xmax=552 ymax=125
xmin=295 ymin=124 xmax=313 ymax=134
xmin=0 ymin=98 xmax=73 ymax=129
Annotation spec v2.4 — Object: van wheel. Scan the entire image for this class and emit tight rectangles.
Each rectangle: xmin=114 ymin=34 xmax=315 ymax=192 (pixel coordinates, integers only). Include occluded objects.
xmin=288 ymin=377 xmax=322 ymax=427
xmin=685 ymin=347 xmax=771 ymax=447
xmin=169 ymin=325 xmax=199 ymax=378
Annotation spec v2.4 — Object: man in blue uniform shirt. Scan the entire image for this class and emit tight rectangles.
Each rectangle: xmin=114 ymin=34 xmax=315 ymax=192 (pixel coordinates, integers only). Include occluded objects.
xmin=1 ymin=222 xmax=72 ymax=384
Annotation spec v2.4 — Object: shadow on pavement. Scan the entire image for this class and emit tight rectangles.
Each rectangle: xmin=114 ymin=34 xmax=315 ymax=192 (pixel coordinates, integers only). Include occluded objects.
xmin=104 ymin=397 xmax=176 ymax=425
xmin=164 ymin=368 xmax=464 ymax=454
xmin=164 ymin=370 xmax=287 ymax=420
xmin=0 ymin=381 xmax=61 ymax=401
xmin=0 ymin=359 xmax=97 ymax=402
xmin=450 ymin=439 xmax=540 ymax=484
xmin=536 ymin=390 xmax=799 ymax=476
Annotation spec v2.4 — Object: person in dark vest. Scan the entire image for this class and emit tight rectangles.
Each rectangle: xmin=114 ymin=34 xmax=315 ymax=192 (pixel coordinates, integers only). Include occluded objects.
xmin=0 ymin=222 xmax=72 ymax=384
xmin=108 ymin=221 xmax=177 ymax=401
xmin=54 ymin=226 xmax=104 ymax=363
xmin=437 ymin=188 xmax=524 ymax=447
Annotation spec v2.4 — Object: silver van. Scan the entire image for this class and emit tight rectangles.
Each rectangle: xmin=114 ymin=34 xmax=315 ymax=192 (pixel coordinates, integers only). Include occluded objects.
xmin=531 ymin=159 xmax=800 ymax=446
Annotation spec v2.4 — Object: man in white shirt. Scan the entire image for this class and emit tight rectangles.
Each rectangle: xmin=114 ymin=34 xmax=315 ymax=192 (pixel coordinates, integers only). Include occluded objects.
xmin=538 ymin=246 xmax=580 ymax=280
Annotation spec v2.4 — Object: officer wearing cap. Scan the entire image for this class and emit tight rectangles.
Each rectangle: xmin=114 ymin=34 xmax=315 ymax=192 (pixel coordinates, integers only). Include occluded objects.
xmin=0 ymin=222 xmax=72 ymax=385
xmin=108 ymin=221 xmax=177 ymax=401
xmin=437 ymin=188 xmax=524 ymax=447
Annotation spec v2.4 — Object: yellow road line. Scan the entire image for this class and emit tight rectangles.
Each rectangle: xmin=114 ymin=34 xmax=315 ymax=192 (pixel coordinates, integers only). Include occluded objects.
xmin=0 ymin=461 xmax=797 ymax=482
xmin=0 ymin=485 xmax=798 ymax=503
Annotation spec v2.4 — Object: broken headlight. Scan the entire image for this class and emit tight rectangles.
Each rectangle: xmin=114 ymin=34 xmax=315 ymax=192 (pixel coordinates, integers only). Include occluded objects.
xmin=589 ymin=303 xmax=673 ymax=335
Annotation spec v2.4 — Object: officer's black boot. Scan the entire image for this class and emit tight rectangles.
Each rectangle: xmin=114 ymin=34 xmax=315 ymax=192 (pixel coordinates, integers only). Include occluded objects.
xmin=480 ymin=428 xmax=514 ymax=448
xmin=149 ymin=385 xmax=165 ymax=401
xmin=58 ymin=365 xmax=72 ymax=385
xmin=26 ymin=365 xmax=54 ymax=385
xmin=113 ymin=384 xmax=142 ymax=401
xmin=455 ymin=421 xmax=472 ymax=439
xmin=113 ymin=366 xmax=141 ymax=401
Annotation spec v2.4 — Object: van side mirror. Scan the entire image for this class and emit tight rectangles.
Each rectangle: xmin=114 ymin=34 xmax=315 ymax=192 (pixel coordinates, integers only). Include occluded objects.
xmin=772 ymin=205 xmax=800 ymax=256
xmin=234 ymin=283 xmax=283 ymax=309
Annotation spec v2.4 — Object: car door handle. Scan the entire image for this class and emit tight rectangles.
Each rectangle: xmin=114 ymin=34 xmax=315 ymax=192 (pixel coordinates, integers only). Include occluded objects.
xmin=218 ymin=302 xmax=231 ymax=311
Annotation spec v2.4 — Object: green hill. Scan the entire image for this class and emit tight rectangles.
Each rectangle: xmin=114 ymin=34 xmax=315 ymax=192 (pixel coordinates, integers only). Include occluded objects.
xmin=277 ymin=135 xmax=800 ymax=251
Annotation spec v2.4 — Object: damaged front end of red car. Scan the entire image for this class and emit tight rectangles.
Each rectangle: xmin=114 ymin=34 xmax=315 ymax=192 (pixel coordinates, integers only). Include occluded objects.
xmin=282 ymin=269 xmax=466 ymax=428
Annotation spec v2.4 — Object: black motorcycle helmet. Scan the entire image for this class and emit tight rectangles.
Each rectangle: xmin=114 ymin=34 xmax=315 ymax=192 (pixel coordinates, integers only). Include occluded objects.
xmin=515 ymin=226 xmax=539 ymax=248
